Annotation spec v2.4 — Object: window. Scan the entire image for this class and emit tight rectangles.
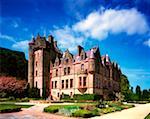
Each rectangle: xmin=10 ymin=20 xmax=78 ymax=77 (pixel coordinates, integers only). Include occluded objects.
xmin=52 ymin=81 xmax=54 ymax=89
xmin=36 ymin=81 xmax=37 ymax=88
xmin=79 ymin=77 xmax=82 ymax=86
xmin=57 ymin=93 xmax=59 ymax=97
xmin=83 ymin=77 xmax=86 ymax=86
xmin=68 ymin=67 xmax=70 ymax=74
xmin=36 ymin=61 xmax=38 ymax=67
xmin=64 ymin=68 xmax=66 ymax=75
xmin=55 ymin=81 xmax=57 ymax=88
xmin=66 ymin=79 xmax=68 ymax=88
xmin=62 ymin=80 xmax=64 ymax=89
xmin=81 ymin=64 xmax=84 ymax=71
xmin=56 ymin=69 xmax=58 ymax=76
xmin=66 ymin=59 xmax=69 ymax=63
xmin=70 ymin=79 xmax=73 ymax=88
xmin=36 ymin=70 xmax=38 ymax=76
xmin=81 ymin=55 xmax=84 ymax=60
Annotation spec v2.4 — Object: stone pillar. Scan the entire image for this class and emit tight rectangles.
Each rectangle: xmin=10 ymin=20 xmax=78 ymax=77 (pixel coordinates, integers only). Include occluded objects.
xmin=28 ymin=48 xmax=34 ymax=88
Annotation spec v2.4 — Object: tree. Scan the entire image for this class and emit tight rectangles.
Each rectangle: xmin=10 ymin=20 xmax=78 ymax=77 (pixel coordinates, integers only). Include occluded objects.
xmin=120 ymin=74 xmax=131 ymax=100
xmin=0 ymin=76 xmax=27 ymax=98
xmin=142 ymin=89 xmax=149 ymax=100
xmin=135 ymin=85 xmax=141 ymax=100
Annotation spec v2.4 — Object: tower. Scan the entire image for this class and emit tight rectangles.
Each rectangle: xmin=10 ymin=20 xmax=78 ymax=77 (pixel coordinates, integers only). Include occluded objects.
xmin=28 ymin=34 xmax=62 ymax=98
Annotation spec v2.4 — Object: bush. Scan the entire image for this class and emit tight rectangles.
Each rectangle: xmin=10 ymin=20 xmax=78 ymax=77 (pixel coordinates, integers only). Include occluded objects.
xmin=73 ymin=94 xmax=101 ymax=101
xmin=72 ymin=109 xmax=94 ymax=118
xmin=61 ymin=94 xmax=71 ymax=100
xmin=44 ymin=105 xmax=60 ymax=113
xmin=100 ymin=107 xmax=116 ymax=114
xmin=28 ymin=88 xmax=40 ymax=98
xmin=58 ymin=105 xmax=80 ymax=116
xmin=144 ymin=113 xmax=150 ymax=119
xmin=0 ymin=104 xmax=21 ymax=113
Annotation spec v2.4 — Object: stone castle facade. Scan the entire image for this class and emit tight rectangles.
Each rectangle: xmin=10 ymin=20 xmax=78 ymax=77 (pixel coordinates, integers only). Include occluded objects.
xmin=28 ymin=34 xmax=121 ymax=100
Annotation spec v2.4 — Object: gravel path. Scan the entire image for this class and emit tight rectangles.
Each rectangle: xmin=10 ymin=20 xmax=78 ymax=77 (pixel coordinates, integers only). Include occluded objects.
xmin=91 ymin=103 xmax=150 ymax=119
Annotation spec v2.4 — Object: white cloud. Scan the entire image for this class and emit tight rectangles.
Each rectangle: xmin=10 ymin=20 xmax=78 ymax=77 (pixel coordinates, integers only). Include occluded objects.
xmin=52 ymin=8 xmax=149 ymax=51
xmin=12 ymin=21 xmax=19 ymax=28
xmin=12 ymin=40 xmax=29 ymax=50
xmin=143 ymin=38 xmax=150 ymax=47
xmin=0 ymin=33 xmax=16 ymax=43
xmin=53 ymin=26 xmax=85 ymax=52
xmin=73 ymin=8 xmax=149 ymax=40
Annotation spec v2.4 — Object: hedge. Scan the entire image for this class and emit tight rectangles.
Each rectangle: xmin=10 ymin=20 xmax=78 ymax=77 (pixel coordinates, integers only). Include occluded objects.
xmin=0 ymin=104 xmax=21 ymax=113
xmin=72 ymin=109 xmax=94 ymax=118
xmin=73 ymin=94 xmax=101 ymax=101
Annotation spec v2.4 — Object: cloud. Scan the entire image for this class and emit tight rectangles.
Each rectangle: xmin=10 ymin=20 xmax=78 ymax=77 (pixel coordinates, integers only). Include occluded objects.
xmin=73 ymin=8 xmax=149 ymax=40
xmin=52 ymin=8 xmax=149 ymax=51
xmin=0 ymin=33 xmax=16 ymax=43
xmin=12 ymin=21 xmax=19 ymax=28
xmin=52 ymin=26 xmax=85 ymax=52
xmin=143 ymin=38 xmax=150 ymax=47
xmin=12 ymin=40 xmax=29 ymax=50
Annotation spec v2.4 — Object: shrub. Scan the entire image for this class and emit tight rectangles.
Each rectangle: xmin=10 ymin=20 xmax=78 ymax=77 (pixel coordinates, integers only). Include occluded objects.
xmin=58 ymin=105 xmax=80 ymax=116
xmin=61 ymin=94 xmax=71 ymax=100
xmin=44 ymin=105 xmax=60 ymax=113
xmin=28 ymin=88 xmax=40 ymax=98
xmin=144 ymin=113 xmax=150 ymax=119
xmin=100 ymin=107 xmax=116 ymax=114
xmin=0 ymin=104 xmax=21 ymax=113
xmin=73 ymin=94 xmax=101 ymax=101
xmin=72 ymin=109 xmax=94 ymax=118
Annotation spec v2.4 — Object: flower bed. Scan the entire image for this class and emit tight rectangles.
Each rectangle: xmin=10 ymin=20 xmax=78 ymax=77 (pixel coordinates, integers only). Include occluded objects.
xmin=44 ymin=102 xmax=134 ymax=118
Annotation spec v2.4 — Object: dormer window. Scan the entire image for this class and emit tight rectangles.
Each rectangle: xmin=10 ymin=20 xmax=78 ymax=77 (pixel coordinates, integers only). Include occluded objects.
xmin=66 ymin=59 xmax=69 ymax=64
xmin=81 ymin=55 xmax=84 ymax=60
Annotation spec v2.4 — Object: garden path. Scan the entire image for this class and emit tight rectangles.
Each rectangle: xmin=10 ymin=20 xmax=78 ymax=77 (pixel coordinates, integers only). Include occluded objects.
xmin=92 ymin=103 xmax=150 ymax=119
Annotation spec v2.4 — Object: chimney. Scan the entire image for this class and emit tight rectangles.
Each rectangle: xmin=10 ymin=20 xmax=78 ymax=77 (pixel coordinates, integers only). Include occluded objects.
xmin=48 ymin=35 xmax=54 ymax=43
xmin=77 ymin=45 xmax=83 ymax=56
xmin=54 ymin=41 xmax=57 ymax=47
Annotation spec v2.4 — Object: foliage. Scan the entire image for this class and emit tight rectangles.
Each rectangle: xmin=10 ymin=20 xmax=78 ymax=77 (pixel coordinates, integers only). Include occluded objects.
xmin=0 ymin=104 xmax=33 ymax=113
xmin=28 ymin=87 xmax=40 ymax=98
xmin=44 ymin=105 xmax=61 ymax=113
xmin=136 ymin=85 xmax=142 ymax=100
xmin=0 ymin=76 xmax=27 ymax=98
xmin=72 ymin=109 xmax=94 ymax=118
xmin=58 ymin=105 xmax=80 ymax=116
xmin=144 ymin=113 xmax=150 ymax=119
xmin=120 ymin=74 xmax=131 ymax=101
xmin=73 ymin=94 xmax=101 ymax=101
xmin=0 ymin=47 xmax=28 ymax=80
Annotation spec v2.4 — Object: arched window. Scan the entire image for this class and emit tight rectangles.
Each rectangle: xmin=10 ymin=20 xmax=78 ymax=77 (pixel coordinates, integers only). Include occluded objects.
xmin=81 ymin=64 xmax=84 ymax=71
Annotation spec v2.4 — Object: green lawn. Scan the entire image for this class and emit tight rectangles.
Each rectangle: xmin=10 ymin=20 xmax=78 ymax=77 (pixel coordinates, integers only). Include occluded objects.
xmin=0 ymin=104 xmax=33 ymax=113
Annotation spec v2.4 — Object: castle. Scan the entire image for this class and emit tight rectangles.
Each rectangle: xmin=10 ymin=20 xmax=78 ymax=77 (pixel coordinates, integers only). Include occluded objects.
xmin=28 ymin=34 xmax=121 ymax=100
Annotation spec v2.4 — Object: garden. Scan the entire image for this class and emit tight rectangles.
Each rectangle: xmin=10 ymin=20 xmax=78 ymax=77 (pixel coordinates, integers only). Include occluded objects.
xmin=44 ymin=101 xmax=134 ymax=118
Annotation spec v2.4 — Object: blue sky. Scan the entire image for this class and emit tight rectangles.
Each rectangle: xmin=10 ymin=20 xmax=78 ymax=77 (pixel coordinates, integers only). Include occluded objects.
xmin=0 ymin=0 xmax=150 ymax=90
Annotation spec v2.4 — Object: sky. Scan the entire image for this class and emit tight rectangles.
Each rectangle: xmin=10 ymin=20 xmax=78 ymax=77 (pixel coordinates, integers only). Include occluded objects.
xmin=0 ymin=0 xmax=150 ymax=90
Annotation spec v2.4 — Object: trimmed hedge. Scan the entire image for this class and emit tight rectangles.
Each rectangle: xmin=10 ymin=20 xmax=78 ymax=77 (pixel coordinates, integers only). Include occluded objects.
xmin=44 ymin=106 xmax=59 ymax=113
xmin=72 ymin=109 xmax=94 ymax=118
xmin=73 ymin=94 xmax=101 ymax=101
xmin=0 ymin=104 xmax=21 ymax=113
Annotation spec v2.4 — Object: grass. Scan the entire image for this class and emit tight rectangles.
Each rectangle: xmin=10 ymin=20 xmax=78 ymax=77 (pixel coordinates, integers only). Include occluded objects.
xmin=44 ymin=101 xmax=134 ymax=118
xmin=145 ymin=113 xmax=150 ymax=119
xmin=0 ymin=104 xmax=33 ymax=113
